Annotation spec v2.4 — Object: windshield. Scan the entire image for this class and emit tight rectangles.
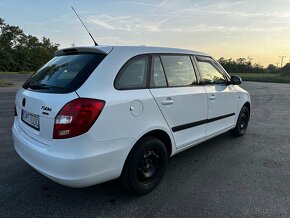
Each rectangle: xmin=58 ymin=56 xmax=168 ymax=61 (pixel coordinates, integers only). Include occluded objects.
xmin=23 ymin=53 xmax=106 ymax=93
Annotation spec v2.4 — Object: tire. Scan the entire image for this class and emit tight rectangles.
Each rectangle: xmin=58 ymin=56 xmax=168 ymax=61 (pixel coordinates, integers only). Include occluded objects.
xmin=120 ymin=136 xmax=168 ymax=195
xmin=230 ymin=106 xmax=250 ymax=137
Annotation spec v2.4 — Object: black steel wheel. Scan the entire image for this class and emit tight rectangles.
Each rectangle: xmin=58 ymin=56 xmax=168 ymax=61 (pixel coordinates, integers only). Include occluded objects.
xmin=121 ymin=136 xmax=168 ymax=195
xmin=230 ymin=106 xmax=250 ymax=137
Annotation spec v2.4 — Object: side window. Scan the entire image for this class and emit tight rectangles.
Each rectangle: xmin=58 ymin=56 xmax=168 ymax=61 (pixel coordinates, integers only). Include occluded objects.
xmin=115 ymin=56 xmax=148 ymax=89
xmin=150 ymin=56 xmax=167 ymax=88
xmin=160 ymin=55 xmax=197 ymax=87
xmin=197 ymin=61 xmax=227 ymax=85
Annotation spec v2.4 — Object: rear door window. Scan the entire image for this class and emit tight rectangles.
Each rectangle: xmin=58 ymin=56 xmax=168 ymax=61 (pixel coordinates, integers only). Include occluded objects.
xmin=23 ymin=53 xmax=106 ymax=93
xmin=160 ymin=55 xmax=197 ymax=87
xmin=150 ymin=56 xmax=167 ymax=88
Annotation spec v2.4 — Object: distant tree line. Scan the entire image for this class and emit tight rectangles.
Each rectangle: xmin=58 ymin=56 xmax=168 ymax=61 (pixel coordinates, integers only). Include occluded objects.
xmin=0 ymin=18 xmax=59 ymax=72
xmin=218 ymin=57 xmax=282 ymax=74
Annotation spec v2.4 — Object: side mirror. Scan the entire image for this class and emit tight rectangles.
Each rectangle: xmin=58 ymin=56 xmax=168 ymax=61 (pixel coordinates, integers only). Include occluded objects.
xmin=230 ymin=75 xmax=242 ymax=85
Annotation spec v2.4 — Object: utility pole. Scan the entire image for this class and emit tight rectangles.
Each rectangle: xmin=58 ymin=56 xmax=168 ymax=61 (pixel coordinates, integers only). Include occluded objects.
xmin=279 ymin=56 xmax=286 ymax=68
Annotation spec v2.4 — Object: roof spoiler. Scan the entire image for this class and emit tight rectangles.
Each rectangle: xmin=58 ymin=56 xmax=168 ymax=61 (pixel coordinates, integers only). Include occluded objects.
xmin=55 ymin=46 xmax=113 ymax=56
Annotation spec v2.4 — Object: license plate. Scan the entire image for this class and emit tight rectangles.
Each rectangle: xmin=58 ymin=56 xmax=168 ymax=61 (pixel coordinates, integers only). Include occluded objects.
xmin=21 ymin=110 xmax=40 ymax=131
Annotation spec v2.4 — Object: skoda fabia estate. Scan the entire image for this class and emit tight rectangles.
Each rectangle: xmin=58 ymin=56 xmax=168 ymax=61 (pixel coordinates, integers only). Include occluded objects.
xmin=13 ymin=46 xmax=251 ymax=195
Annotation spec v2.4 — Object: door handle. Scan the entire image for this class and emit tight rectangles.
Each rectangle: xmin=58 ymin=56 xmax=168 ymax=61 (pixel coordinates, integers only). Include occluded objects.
xmin=208 ymin=94 xmax=216 ymax=100
xmin=161 ymin=97 xmax=174 ymax=105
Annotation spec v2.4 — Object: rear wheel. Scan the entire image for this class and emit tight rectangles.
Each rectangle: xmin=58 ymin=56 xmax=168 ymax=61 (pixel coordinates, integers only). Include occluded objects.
xmin=121 ymin=136 xmax=168 ymax=195
xmin=230 ymin=106 xmax=250 ymax=137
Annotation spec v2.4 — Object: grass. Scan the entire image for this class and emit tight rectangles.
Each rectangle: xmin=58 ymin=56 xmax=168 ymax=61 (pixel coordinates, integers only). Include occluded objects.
xmin=0 ymin=71 xmax=32 ymax=74
xmin=0 ymin=79 xmax=14 ymax=87
xmin=229 ymin=72 xmax=290 ymax=84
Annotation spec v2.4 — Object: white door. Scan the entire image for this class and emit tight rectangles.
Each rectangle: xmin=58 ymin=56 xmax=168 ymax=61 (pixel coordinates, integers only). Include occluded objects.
xmin=196 ymin=57 xmax=238 ymax=136
xmin=149 ymin=55 xmax=207 ymax=149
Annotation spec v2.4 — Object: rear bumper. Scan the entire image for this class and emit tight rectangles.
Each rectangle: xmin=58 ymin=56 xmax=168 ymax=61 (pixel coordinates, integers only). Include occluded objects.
xmin=12 ymin=119 xmax=134 ymax=187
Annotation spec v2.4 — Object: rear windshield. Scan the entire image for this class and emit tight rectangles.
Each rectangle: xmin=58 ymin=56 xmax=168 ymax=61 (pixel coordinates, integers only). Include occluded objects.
xmin=23 ymin=53 xmax=106 ymax=93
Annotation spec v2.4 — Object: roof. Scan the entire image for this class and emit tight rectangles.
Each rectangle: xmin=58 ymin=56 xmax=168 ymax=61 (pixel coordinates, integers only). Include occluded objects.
xmin=55 ymin=45 xmax=209 ymax=57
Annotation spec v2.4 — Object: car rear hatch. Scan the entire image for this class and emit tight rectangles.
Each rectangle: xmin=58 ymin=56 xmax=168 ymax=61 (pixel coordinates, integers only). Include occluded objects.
xmin=16 ymin=46 xmax=111 ymax=145
xmin=15 ymin=89 xmax=78 ymax=146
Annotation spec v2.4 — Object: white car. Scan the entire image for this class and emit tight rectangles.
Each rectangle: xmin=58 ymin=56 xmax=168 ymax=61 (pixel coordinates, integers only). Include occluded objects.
xmin=12 ymin=46 xmax=251 ymax=195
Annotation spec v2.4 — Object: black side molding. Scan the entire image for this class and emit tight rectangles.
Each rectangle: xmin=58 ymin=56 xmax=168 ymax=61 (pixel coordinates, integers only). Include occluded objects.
xmin=172 ymin=113 xmax=235 ymax=132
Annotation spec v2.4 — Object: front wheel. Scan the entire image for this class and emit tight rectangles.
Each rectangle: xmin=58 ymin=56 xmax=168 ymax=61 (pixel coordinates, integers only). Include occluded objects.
xmin=120 ymin=137 xmax=168 ymax=195
xmin=230 ymin=106 xmax=250 ymax=137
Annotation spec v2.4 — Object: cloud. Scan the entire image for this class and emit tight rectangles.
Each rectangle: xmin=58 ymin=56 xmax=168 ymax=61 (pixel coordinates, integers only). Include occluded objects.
xmin=87 ymin=15 xmax=135 ymax=31
xmin=85 ymin=7 xmax=290 ymax=36
xmin=121 ymin=0 xmax=169 ymax=11
xmin=86 ymin=14 xmax=169 ymax=32
xmin=168 ymin=24 xmax=290 ymax=33
xmin=121 ymin=1 xmax=161 ymax=7
xmin=151 ymin=0 xmax=169 ymax=12
xmin=22 ymin=20 xmax=45 ymax=26
xmin=88 ymin=16 xmax=115 ymax=30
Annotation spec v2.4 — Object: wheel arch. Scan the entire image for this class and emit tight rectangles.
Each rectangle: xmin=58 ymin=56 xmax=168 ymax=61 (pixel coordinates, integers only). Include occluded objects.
xmin=124 ymin=129 xmax=174 ymax=166
xmin=135 ymin=129 xmax=173 ymax=157
xmin=139 ymin=129 xmax=173 ymax=158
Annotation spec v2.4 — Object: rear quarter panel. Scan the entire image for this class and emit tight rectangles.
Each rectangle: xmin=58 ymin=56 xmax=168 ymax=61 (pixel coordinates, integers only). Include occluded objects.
xmin=76 ymin=48 xmax=177 ymax=155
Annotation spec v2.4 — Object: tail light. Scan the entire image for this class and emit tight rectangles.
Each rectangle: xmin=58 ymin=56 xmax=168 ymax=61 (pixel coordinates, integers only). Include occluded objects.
xmin=53 ymin=98 xmax=105 ymax=139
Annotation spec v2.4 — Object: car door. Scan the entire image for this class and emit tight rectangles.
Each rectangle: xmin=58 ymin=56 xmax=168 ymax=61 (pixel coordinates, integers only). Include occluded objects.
xmin=149 ymin=55 xmax=207 ymax=149
xmin=195 ymin=56 xmax=238 ymax=137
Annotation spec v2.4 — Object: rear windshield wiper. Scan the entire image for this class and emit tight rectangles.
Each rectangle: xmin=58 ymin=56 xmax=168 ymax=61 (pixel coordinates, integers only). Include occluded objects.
xmin=28 ymin=84 xmax=63 ymax=90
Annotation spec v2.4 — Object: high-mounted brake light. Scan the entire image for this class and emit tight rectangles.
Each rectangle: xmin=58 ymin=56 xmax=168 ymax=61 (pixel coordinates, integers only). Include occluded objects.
xmin=53 ymin=98 xmax=105 ymax=139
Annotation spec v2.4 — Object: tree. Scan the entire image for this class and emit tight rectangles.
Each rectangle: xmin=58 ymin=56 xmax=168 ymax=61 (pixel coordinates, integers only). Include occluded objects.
xmin=266 ymin=64 xmax=279 ymax=73
xmin=218 ymin=57 xmax=266 ymax=74
xmin=281 ymin=63 xmax=290 ymax=72
xmin=0 ymin=18 xmax=59 ymax=72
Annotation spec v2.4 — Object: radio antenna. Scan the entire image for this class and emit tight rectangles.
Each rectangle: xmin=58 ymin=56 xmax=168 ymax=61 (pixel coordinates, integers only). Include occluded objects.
xmin=71 ymin=6 xmax=98 ymax=46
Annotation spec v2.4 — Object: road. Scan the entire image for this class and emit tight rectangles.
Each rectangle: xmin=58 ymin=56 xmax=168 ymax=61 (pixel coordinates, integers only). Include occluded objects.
xmin=1 ymin=78 xmax=290 ymax=217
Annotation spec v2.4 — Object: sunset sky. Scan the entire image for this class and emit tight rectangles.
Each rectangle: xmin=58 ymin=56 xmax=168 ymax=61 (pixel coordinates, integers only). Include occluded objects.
xmin=1 ymin=0 xmax=290 ymax=66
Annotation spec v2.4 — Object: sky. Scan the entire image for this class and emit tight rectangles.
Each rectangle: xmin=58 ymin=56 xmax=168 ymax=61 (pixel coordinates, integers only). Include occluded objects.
xmin=1 ymin=0 xmax=290 ymax=66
